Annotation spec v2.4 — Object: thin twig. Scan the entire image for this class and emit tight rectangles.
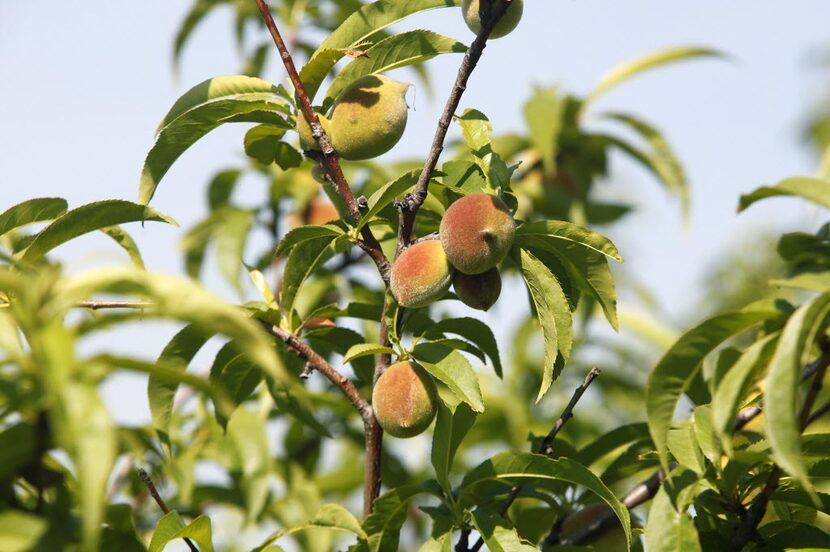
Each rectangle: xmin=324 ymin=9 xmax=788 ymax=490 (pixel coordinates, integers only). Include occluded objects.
xmin=138 ymin=468 xmax=199 ymax=552
xmin=471 ymin=367 xmax=602 ymax=552
xmin=263 ymin=323 xmax=381 ymax=515
xmin=395 ymin=0 xmax=514 ymax=256
xmin=732 ymin=344 xmax=830 ymax=548
xmin=544 ymin=346 xmax=830 ymax=547
xmin=252 ymin=0 xmax=390 ymax=282
xmin=78 ymin=300 xmax=153 ymax=310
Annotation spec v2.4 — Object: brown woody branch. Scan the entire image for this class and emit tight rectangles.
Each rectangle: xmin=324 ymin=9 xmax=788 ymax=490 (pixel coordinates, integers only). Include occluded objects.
xmin=252 ymin=0 xmax=390 ymax=282
xmin=545 ymin=345 xmax=830 ymax=548
xmin=263 ymin=324 xmax=381 ymax=515
xmin=396 ymin=0 xmax=514 ymax=257
xmin=138 ymin=468 xmax=199 ymax=552
xmin=471 ymin=367 xmax=602 ymax=552
xmin=732 ymin=341 xmax=830 ymax=548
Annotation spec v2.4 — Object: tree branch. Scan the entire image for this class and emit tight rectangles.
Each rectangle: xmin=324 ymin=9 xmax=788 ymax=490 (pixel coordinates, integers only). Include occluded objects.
xmin=252 ymin=0 xmax=390 ymax=282
xmin=395 ymin=0 xmax=514 ymax=256
xmin=263 ymin=323 xmax=381 ymax=515
xmin=138 ymin=468 xmax=198 ymax=552
xmin=78 ymin=300 xmax=153 ymax=310
xmin=471 ymin=367 xmax=601 ymax=552
xmin=545 ymin=345 xmax=830 ymax=548
xmin=732 ymin=342 xmax=830 ymax=548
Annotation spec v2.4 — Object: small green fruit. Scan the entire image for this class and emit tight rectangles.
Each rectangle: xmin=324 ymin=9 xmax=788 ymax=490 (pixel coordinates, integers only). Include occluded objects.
xmin=390 ymin=240 xmax=453 ymax=308
xmin=296 ymin=112 xmax=332 ymax=151
xmin=453 ymin=267 xmax=502 ymax=311
xmin=439 ymin=193 xmax=515 ymax=275
xmin=461 ymin=0 xmax=524 ymax=39
xmin=373 ymin=361 xmax=438 ymax=438
xmin=329 ymin=75 xmax=410 ymax=160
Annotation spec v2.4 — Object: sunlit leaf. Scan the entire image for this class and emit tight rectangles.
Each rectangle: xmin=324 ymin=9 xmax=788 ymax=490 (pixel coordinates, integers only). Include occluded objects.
xmin=738 ymin=176 xmax=830 ymax=212
xmin=0 ymin=197 xmax=67 ymax=237
xmin=765 ymin=292 xmax=830 ymax=500
xmin=20 ymin=200 xmax=176 ymax=263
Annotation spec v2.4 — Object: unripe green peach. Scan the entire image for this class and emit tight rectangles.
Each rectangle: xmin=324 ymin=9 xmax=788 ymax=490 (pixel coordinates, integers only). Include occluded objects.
xmin=560 ymin=504 xmax=628 ymax=552
xmin=461 ymin=0 xmax=524 ymax=39
xmin=372 ymin=360 xmax=438 ymax=438
xmin=329 ymin=75 xmax=410 ymax=161
xmin=296 ymin=112 xmax=332 ymax=151
xmin=390 ymin=240 xmax=453 ymax=308
xmin=453 ymin=267 xmax=501 ymax=311
xmin=439 ymin=193 xmax=515 ymax=275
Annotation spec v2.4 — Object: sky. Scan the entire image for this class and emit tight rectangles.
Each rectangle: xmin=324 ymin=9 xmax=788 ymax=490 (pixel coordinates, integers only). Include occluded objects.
xmin=1 ymin=0 xmax=829 ymax=427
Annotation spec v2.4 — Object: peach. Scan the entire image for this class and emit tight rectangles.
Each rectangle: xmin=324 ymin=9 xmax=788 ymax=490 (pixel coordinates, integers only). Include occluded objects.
xmin=439 ymin=193 xmax=515 ymax=274
xmin=453 ymin=267 xmax=502 ymax=311
xmin=329 ymin=75 xmax=410 ymax=161
xmin=461 ymin=0 xmax=524 ymax=39
xmin=390 ymin=240 xmax=453 ymax=308
xmin=372 ymin=360 xmax=438 ymax=438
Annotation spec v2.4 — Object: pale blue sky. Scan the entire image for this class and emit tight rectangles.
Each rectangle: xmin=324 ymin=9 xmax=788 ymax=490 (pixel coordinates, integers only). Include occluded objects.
xmin=2 ymin=1 xmax=829 ymax=426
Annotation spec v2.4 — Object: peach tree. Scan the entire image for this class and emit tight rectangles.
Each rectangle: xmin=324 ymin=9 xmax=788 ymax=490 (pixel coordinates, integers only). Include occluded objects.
xmin=1 ymin=1 xmax=829 ymax=551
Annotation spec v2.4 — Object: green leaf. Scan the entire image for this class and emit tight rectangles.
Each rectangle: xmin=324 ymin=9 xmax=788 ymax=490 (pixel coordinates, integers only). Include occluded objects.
xmin=100 ymin=225 xmax=146 ymax=269
xmin=523 ymin=86 xmax=565 ymax=175
xmin=227 ymin=407 xmax=271 ymax=520
xmin=268 ymin=378 xmax=332 ymax=437
xmin=417 ymin=534 xmax=453 ymax=552
xmin=771 ymin=272 xmax=830 ymax=293
xmin=0 ymin=423 xmax=34 ymax=480
xmin=207 ymin=169 xmax=241 ymax=210
xmin=149 ymin=512 xmax=213 ymax=552
xmin=358 ymin=170 xmax=420 ymax=231
xmin=667 ymin=422 xmax=706 ymax=474
xmin=140 ymin=75 xmax=290 ymax=204
xmin=210 ymin=345 xmax=263 ymax=418
xmin=343 ymin=343 xmax=395 ymax=364
xmin=646 ymin=307 xmax=780 ymax=471
xmin=0 ymin=197 xmax=67 ymax=237
xmin=59 ymin=383 xmax=117 ymax=551
xmin=244 ymin=125 xmax=302 ymax=169
xmin=603 ymin=113 xmax=689 ymax=216
xmin=516 ymin=220 xmax=623 ymax=261
xmin=214 ymin=207 xmax=254 ymax=293
xmin=20 ymin=200 xmax=176 ymax=263
xmin=59 ymin=268 xmax=286 ymax=383
xmin=711 ymin=333 xmax=778 ymax=455
xmin=518 ymin=248 xmax=572 ymax=400
xmin=584 ymin=46 xmax=724 ymax=111
xmin=644 ymin=467 xmax=701 ymax=552
xmin=576 ymin=422 xmax=650 ymax=467
xmin=431 ymin=401 xmax=477 ymax=496
xmin=148 ymin=324 xmax=213 ymax=451
xmin=0 ymin=511 xmax=48 ymax=552
xmin=460 ymin=451 xmax=631 ymax=550
xmin=470 ymin=508 xmax=537 ymax=552
xmin=362 ymin=484 xmax=436 ymax=552
xmin=173 ymin=0 xmax=226 ymax=69
xmin=308 ymin=504 xmax=366 ymax=540
xmin=324 ymin=30 xmax=466 ymax=102
xmin=765 ymin=292 xmax=830 ymax=499
xmin=274 ymin=224 xmax=344 ymax=257
xmin=422 ymin=317 xmax=502 ymax=378
xmin=738 ymin=176 xmax=830 ymax=212
xmin=280 ymin=234 xmax=348 ymax=330
xmin=412 ymin=343 xmax=484 ymax=412
xmin=302 ymin=0 xmax=462 ymax=101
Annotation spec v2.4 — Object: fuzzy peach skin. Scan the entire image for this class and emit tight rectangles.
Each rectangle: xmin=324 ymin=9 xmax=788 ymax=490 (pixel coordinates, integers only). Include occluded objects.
xmin=329 ymin=75 xmax=410 ymax=161
xmin=372 ymin=361 xmax=438 ymax=438
xmin=453 ymin=267 xmax=502 ymax=311
xmin=439 ymin=193 xmax=515 ymax=274
xmin=461 ymin=0 xmax=524 ymax=39
xmin=390 ymin=240 xmax=453 ymax=308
